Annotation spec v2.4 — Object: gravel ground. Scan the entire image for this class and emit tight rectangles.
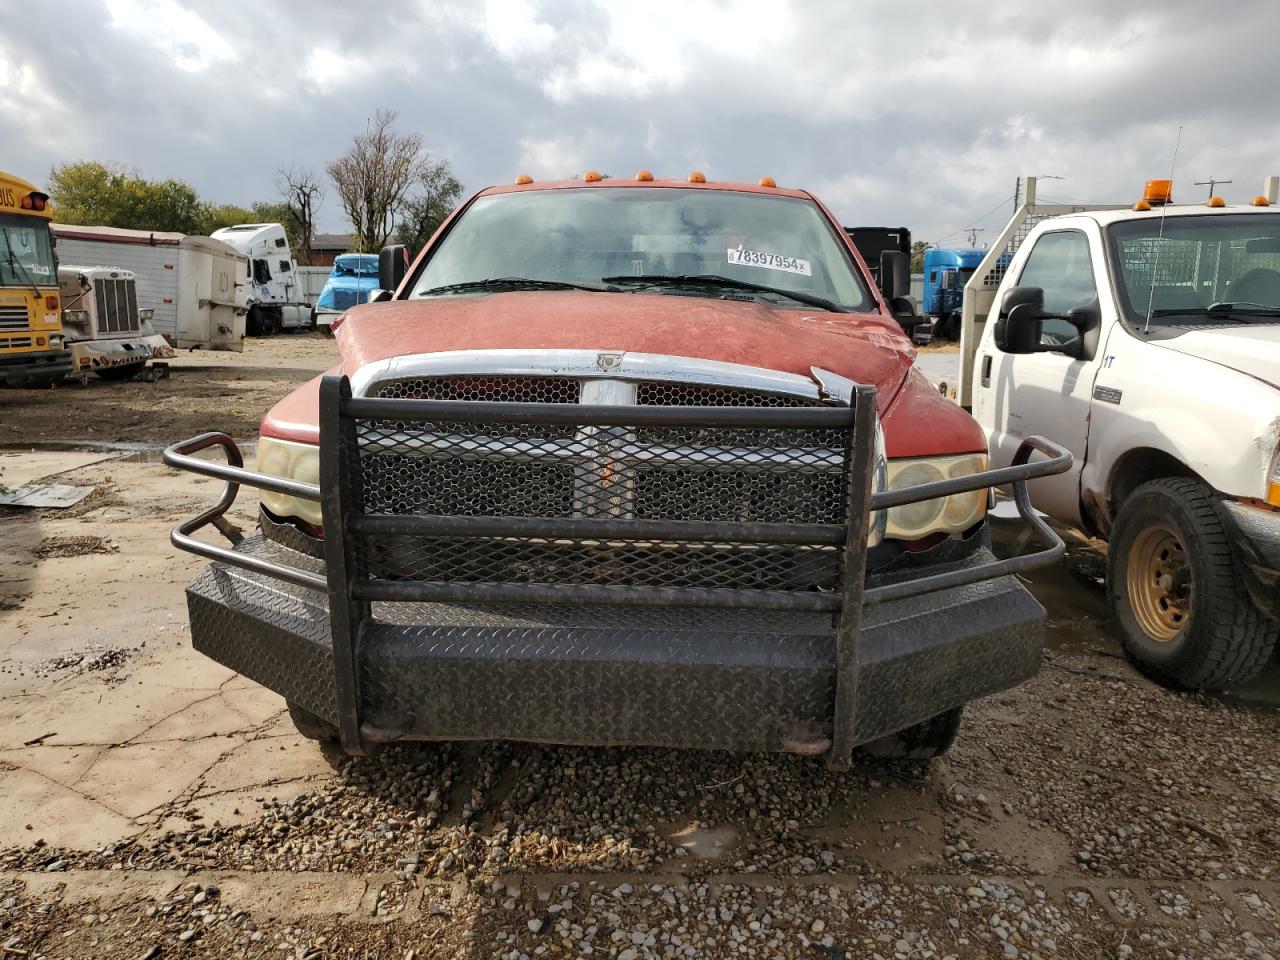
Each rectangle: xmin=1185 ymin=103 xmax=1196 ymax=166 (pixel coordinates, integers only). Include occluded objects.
xmin=1 ymin=337 xmax=1277 ymax=959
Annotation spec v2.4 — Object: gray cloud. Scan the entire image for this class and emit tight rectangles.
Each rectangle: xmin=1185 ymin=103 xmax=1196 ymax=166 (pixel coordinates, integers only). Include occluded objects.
xmin=2 ymin=0 xmax=1277 ymax=242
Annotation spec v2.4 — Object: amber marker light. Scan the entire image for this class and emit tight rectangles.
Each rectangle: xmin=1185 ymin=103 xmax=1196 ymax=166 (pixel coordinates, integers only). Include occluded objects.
xmin=1207 ymin=196 xmax=1226 ymax=208
xmin=514 ymin=174 xmax=533 ymax=184
xmin=635 ymin=170 xmax=654 ymax=182
xmin=1132 ymin=200 xmax=1152 ymax=211
xmin=583 ymin=170 xmax=604 ymax=182
xmin=1253 ymin=195 xmax=1271 ymax=207
xmin=1142 ymin=179 xmax=1173 ymax=205
xmin=688 ymin=171 xmax=706 ymax=183
xmin=758 ymin=176 xmax=777 ymax=188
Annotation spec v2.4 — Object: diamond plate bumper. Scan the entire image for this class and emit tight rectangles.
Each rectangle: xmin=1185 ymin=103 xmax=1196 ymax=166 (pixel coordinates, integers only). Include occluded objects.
xmin=186 ymin=535 xmax=1044 ymax=752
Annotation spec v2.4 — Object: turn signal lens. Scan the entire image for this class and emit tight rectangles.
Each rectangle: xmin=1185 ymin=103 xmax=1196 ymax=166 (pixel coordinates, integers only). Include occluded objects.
xmin=1207 ymin=196 xmax=1226 ymax=208
xmin=514 ymin=174 xmax=533 ymax=185
xmin=583 ymin=170 xmax=603 ymax=182
xmin=635 ymin=170 xmax=654 ymax=182
xmin=45 ymin=295 xmax=58 ymax=312
xmin=1143 ymin=179 xmax=1173 ymax=205
xmin=758 ymin=176 xmax=777 ymax=188
xmin=1269 ymin=446 xmax=1280 ymax=507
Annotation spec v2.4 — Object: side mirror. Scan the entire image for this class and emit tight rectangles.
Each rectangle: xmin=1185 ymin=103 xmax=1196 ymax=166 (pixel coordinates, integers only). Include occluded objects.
xmin=378 ymin=244 xmax=408 ymax=293
xmin=994 ymin=286 xmax=1045 ymax=354
xmin=878 ymin=250 xmax=910 ymax=301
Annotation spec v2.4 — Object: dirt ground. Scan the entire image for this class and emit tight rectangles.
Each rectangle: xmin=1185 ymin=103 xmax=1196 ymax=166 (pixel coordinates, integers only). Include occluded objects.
xmin=0 ymin=337 xmax=1277 ymax=960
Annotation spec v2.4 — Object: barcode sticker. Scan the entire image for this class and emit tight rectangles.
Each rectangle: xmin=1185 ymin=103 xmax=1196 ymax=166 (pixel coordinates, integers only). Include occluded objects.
xmin=727 ymin=247 xmax=812 ymax=276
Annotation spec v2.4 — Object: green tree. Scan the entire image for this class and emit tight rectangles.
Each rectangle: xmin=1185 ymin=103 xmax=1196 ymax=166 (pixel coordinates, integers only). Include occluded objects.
xmin=49 ymin=161 xmax=205 ymax=233
xmin=394 ymin=159 xmax=463 ymax=254
xmin=249 ymin=200 xmax=305 ymax=252
xmin=910 ymin=240 xmax=929 ymax=273
xmin=199 ymin=202 xmax=256 ymax=234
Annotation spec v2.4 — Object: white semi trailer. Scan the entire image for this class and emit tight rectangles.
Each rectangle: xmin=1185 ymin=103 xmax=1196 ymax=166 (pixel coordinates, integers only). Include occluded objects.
xmin=52 ymin=224 xmax=247 ymax=350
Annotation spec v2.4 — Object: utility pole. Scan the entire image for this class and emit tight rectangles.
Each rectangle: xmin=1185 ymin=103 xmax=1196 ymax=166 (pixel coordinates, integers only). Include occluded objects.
xmin=1195 ymin=176 xmax=1232 ymax=198
xmin=965 ymin=226 xmax=985 ymax=248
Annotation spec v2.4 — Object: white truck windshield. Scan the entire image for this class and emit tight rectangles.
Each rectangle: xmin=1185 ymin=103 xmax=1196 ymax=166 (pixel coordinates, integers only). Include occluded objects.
xmin=411 ymin=187 xmax=872 ymax=312
xmin=1111 ymin=213 xmax=1280 ymax=320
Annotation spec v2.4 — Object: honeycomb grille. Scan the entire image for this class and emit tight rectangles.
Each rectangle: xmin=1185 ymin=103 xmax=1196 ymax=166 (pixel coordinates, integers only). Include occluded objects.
xmin=349 ymin=408 xmax=850 ymax=595
xmin=369 ymin=375 xmax=579 ymax=403
xmin=635 ymin=382 xmax=822 ymax=408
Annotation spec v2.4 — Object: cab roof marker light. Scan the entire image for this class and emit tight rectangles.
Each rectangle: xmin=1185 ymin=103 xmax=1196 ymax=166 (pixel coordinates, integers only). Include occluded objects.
xmin=583 ymin=170 xmax=603 ymax=182
xmin=758 ymin=176 xmax=777 ymax=188
xmin=1207 ymin=195 xmax=1226 ymax=208
xmin=688 ymin=171 xmax=706 ymax=183
xmin=635 ymin=170 xmax=654 ymax=182
xmin=1132 ymin=200 xmax=1152 ymax=212
xmin=1142 ymin=178 xmax=1173 ymax=206
xmin=1253 ymin=195 xmax=1271 ymax=207
xmin=514 ymin=174 xmax=533 ymax=185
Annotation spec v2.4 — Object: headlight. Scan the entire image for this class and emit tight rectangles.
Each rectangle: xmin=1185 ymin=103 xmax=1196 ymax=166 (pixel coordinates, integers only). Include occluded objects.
xmin=48 ymin=334 xmax=64 ymax=349
xmin=884 ymin=453 xmax=988 ymax=540
xmin=257 ymin=436 xmax=322 ymax=526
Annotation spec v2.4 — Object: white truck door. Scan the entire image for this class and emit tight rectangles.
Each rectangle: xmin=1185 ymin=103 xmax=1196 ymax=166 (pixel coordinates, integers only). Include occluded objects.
xmin=973 ymin=227 xmax=1104 ymax=526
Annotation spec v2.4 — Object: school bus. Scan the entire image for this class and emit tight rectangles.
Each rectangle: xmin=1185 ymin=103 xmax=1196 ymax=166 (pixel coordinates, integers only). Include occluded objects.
xmin=0 ymin=171 xmax=70 ymax=386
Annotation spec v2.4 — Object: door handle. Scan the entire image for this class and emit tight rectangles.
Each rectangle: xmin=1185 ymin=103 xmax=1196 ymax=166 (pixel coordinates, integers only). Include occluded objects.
xmin=981 ymin=354 xmax=992 ymax=388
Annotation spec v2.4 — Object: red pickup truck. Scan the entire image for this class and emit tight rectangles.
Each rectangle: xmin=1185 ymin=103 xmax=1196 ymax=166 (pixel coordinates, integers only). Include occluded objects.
xmin=167 ymin=173 xmax=1068 ymax=767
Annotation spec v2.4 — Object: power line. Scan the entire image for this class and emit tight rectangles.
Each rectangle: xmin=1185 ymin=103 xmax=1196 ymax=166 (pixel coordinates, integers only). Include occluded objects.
xmin=934 ymin=193 xmax=1016 ymax=246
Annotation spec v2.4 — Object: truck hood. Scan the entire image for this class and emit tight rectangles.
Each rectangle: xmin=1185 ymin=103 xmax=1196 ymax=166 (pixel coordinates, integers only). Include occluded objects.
xmin=334 ymin=290 xmax=915 ymax=406
xmin=263 ymin=290 xmax=988 ymax=458
xmin=1153 ymin=324 xmax=1280 ymax=389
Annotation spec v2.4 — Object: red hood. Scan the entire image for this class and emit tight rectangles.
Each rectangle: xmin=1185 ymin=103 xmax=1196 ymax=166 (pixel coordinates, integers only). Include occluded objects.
xmin=262 ymin=291 xmax=985 ymax=457
xmin=335 ymin=290 xmax=914 ymax=399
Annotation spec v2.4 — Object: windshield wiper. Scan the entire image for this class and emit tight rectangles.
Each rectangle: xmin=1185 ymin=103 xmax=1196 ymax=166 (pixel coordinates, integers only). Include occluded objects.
xmin=418 ymin=277 xmax=611 ymax=296
xmin=1150 ymin=303 xmax=1280 ymax=322
xmin=602 ymin=274 xmax=848 ymax=314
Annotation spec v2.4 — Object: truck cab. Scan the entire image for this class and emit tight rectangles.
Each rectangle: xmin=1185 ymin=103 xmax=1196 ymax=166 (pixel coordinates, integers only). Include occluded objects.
xmin=311 ymin=253 xmax=380 ymax=330
xmin=209 ymin=223 xmax=308 ymax=336
xmin=970 ymin=178 xmax=1280 ymax=689
xmin=58 ymin=265 xmax=175 ymax=380
xmin=922 ymin=247 xmax=990 ymax=341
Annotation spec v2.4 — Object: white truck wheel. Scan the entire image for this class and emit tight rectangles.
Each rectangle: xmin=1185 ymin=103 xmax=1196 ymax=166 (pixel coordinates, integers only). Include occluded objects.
xmin=1107 ymin=478 xmax=1278 ymax=689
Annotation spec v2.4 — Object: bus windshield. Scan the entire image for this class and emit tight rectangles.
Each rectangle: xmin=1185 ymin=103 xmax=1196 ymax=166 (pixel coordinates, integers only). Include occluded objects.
xmin=0 ymin=214 xmax=57 ymax=287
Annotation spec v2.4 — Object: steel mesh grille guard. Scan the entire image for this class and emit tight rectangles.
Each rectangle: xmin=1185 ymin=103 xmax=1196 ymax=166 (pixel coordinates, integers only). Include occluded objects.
xmin=164 ymin=351 xmax=1070 ymax=767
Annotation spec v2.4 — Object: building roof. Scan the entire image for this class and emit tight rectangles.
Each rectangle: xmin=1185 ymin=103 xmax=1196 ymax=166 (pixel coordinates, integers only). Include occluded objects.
xmin=311 ymin=233 xmax=356 ymax=251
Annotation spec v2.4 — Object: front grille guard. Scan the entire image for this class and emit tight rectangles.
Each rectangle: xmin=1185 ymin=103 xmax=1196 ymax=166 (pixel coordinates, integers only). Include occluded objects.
xmin=165 ymin=373 xmax=1071 ymax=767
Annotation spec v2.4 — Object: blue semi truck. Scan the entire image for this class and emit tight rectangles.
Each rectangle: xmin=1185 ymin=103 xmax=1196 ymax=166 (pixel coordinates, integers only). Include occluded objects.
xmin=921 ymin=247 xmax=988 ymax=341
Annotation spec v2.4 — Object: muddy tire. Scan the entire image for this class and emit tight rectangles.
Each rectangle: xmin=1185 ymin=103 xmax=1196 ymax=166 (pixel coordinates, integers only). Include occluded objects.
xmin=1107 ymin=477 xmax=1278 ymax=689
xmin=860 ymin=706 xmax=963 ymax=760
xmin=287 ymin=701 xmax=339 ymax=743
xmin=94 ymin=362 xmax=145 ymax=382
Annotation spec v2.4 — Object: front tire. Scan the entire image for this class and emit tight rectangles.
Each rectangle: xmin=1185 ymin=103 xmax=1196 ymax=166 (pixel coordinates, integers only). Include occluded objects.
xmin=1107 ymin=478 xmax=1278 ymax=689
xmin=861 ymin=706 xmax=963 ymax=760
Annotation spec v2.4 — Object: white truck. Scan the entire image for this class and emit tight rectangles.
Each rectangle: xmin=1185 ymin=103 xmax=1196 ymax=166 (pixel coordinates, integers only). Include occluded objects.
xmin=209 ymin=223 xmax=310 ymax=336
xmin=959 ymin=175 xmax=1280 ymax=689
xmin=58 ymin=265 xmax=175 ymax=379
xmin=52 ymin=224 xmax=248 ymax=350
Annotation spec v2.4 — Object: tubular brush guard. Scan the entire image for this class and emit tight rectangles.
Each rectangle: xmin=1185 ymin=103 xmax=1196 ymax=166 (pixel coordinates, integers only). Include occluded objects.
xmin=165 ymin=374 xmax=1070 ymax=769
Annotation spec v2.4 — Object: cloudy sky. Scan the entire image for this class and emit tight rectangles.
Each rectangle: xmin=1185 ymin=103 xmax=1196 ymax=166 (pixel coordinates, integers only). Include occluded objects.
xmin=3 ymin=0 xmax=1278 ymax=244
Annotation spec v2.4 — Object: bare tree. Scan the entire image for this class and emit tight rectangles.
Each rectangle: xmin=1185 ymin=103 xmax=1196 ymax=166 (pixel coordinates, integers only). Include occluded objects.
xmin=276 ymin=164 xmax=324 ymax=264
xmin=327 ymin=110 xmax=424 ymax=252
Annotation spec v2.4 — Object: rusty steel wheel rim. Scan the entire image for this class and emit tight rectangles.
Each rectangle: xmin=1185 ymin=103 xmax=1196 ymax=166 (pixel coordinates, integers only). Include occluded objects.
xmin=1127 ymin=524 xmax=1192 ymax=642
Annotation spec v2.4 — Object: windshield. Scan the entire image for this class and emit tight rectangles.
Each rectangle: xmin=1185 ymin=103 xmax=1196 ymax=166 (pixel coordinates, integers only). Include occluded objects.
xmin=411 ymin=187 xmax=873 ymax=311
xmin=333 ymin=254 xmax=378 ymax=277
xmin=1110 ymin=213 xmax=1280 ymax=320
xmin=0 ymin=214 xmax=56 ymax=287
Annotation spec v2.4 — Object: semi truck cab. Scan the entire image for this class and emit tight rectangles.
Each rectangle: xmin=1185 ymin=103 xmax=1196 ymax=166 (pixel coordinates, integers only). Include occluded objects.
xmin=209 ymin=223 xmax=308 ymax=336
